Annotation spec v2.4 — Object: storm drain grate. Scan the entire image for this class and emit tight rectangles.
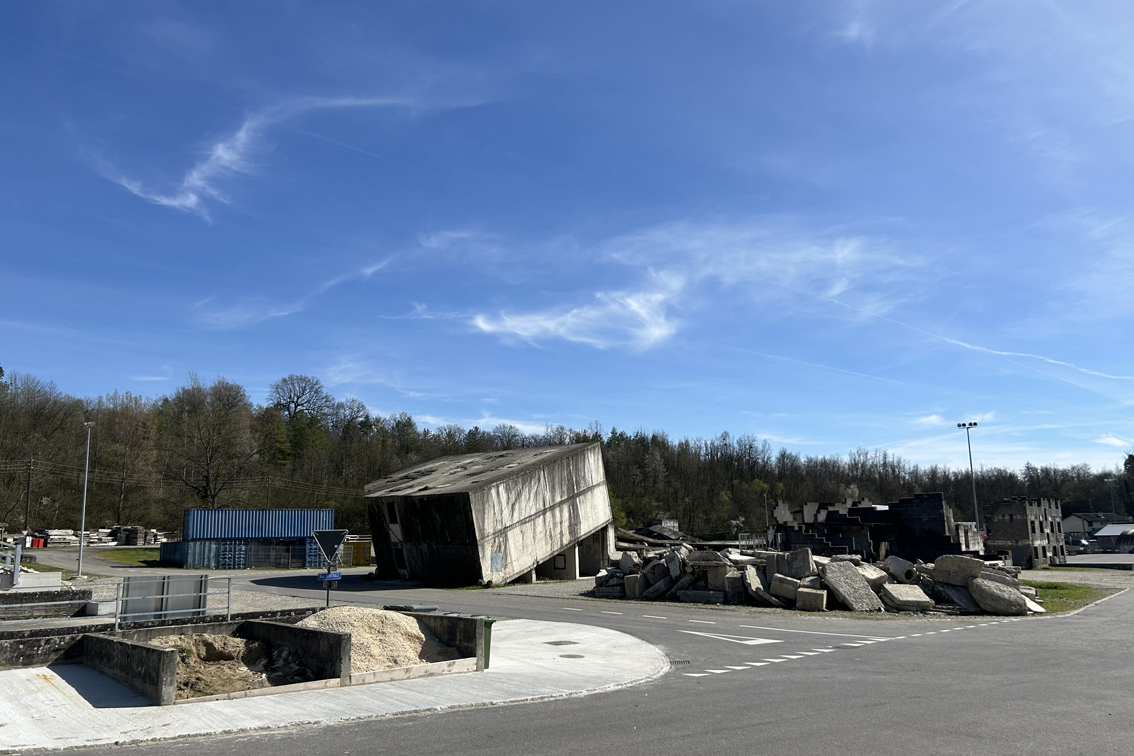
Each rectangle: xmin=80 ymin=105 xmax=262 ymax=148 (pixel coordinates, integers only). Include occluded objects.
xmin=544 ymin=640 xmax=580 ymax=646
xmin=670 ymin=660 xmax=690 ymax=667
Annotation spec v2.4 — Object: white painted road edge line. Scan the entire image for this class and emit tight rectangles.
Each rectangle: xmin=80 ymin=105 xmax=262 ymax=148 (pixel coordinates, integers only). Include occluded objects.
xmin=738 ymin=625 xmax=892 ymax=641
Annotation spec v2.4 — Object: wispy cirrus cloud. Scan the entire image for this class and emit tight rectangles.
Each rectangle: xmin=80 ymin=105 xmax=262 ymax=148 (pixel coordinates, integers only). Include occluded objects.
xmin=472 ymin=274 xmax=683 ymax=350
xmin=102 ymin=96 xmax=412 ymax=221
xmin=193 ymin=258 xmax=390 ymax=329
xmin=1096 ymin=435 xmax=1130 ymax=448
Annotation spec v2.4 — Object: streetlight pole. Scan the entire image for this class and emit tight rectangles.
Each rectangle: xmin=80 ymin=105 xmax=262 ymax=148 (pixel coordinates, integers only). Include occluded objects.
xmin=77 ymin=421 xmax=95 ymax=578
xmin=957 ymin=421 xmax=980 ymax=530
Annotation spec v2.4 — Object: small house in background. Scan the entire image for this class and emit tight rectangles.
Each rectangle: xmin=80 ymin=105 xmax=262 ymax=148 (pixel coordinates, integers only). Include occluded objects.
xmin=365 ymin=443 xmax=616 ymax=586
xmin=159 ymin=508 xmax=334 ymax=569
xmin=1062 ymin=512 xmax=1129 ymax=543
xmin=1093 ymin=523 xmax=1134 ymax=552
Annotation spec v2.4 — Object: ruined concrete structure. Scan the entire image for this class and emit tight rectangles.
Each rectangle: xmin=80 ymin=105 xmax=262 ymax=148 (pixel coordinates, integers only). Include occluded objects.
xmin=983 ymin=497 xmax=1067 ymax=568
xmin=774 ymin=493 xmax=983 ymax=564
xmin=364 ymin=443 xmax=615 ymax=586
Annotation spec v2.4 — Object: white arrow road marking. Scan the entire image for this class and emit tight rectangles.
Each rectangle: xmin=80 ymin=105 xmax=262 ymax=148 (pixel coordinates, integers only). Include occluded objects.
xmin=842 ymin=643 xmax=864 ymax=647
xmin=797 ymin=651 xmax=820 ymax=656
xmin=780 ymin=655 xmax=805 ymax=659
xmin=685 ymin=673 xmax=710 ymax=677
xmin=677 ymin=631 xmax=783 ymax=646
xmin=724 ymin=665 xmax=751 ymax=670
xmin=707 ymin=669 xmax=730 ymax=674
xmin=812 ymin=648 xmax=836 ymax=652
xmin=744 ymin=662 xmax=770 ymax=666
xmin=762 ymin=658 xmax=788 ymax=663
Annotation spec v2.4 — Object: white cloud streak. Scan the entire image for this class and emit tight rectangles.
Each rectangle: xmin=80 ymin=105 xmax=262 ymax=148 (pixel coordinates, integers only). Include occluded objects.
xmin=1096 ymin=435 xmax=1130 ymax=448
xmin=106 ymin=97 xmax=411 ymax=221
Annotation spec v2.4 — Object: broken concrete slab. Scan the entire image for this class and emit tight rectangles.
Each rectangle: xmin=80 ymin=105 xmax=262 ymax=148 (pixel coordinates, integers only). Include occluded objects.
xmin=770 ymin=574 xmax=801 ymax=601
xmin=1023 ymin=596 xmax=1046 ymax=614
xmin=1017 ymin=585 xmax=1038 ymax=599
xmin=932 ymin=555 xmax=985 ymax=587
xmin=706 ymin=565 xmax=729 ymax=592
xmin=642 ymin=558 xmax=670 ymax=585
xmin=664 ymin=549 xmax=684 ymax=579
xmin=665 ymin=574 xmax=697 ymax=600
xmin=820 ymin=561 xmax=883 ymax=612
xmin=725 ymin=571 xmax=745 ymax=605
xmin=812 ymin=555 xmax=831 ymax=569
xmin=830 ymin=554 xmax=862 ymax=565
xmin=855 ymin=563 xmax=889 ymax=590
xmin=799 ymin=575 xmax=822 ymax=590
xmin=929 ymin=582 xmax=982 ymax=613
xmin=686 ymin=550 xmax=730 ymax=566
xmin=593 ymin=586 xmax=625 ymax=599
xmin=677 ymin=590 xmax=726 ymax=604
xmin=795 ymin=587 xmax=827 ymax=612
xmin=881 ymin=555 xmax=917 ymax=583
xmin=879 ymin=583 xmax=935 ymax=612
xmin=641 ymin=575 xmax=675 ymax=600
xmin=969 ymin=578 xmax=1028 ymax=616
xmin=619 ymin=551 xmax=643 ymax=574
xmin=783 ymin=548 xmax=816 ymax=580
xmin=742 ymin=566 xmax=786 ymax=608
xmin=979 ymin=570 xmax=1020 ymax=589
xmin=624 ymin=574 xmax=643 ymax=600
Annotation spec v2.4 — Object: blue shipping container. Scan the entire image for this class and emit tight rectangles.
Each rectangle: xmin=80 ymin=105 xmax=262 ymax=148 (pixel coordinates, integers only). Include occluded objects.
xmin=183 ymin=508 xmax=334 ymax=541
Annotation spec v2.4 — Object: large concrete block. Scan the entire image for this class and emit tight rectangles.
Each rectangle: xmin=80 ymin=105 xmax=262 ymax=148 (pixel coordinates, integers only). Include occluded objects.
xmin=770 ymin=574 xmax=801 ymax=601
xmin=980 ymin=570 xmax=1020 ymax=588
xmin=641 ymin=575 xmax=674 ymax=600
xmin=855 ymin=564 xmax=889 ymax=591
xmin=795 ymin=587 xmax=827 ymax=612
xmin=706 ymin=565 xmax=730 ymax=591
xmin=881 ymin=556 xmax=917 ymax=583
xmin=880 ymin=583 xmax=935 ymax=612
xmin=664 ymin=549 xmax=684 ymax=579
xmin=593 ymin=586 xmax=626 ymax=599
xmin=799 ymin=575 xmax=822 ymax=590
xmin=643 ymin=558 xmax=670 ymax=585
xmin=933 ymin=555 xmax=985 ymax=587
xmin=929 ymin=582 xmax=982 ymax=613
xmin=783 ymin=548 xmax=815 ymax=579
xmin=687 ymin=550 xmax=730 ymax=566
xmin=742 ymin=566 xmax=786 ymax=608
xmin=624 ymin=574 xmax=643 ymax=600
xmin=619 ymin=551 xmax=643 ymax=574
xmin=677 ymin=590 xmax=726 ymax=604
xmin=969 ymin=578 xmax=1028 ymax=616
xmin=725 ymin=571 xmax=745 ymax=605
xmin=821 ymin=561 xmax=883 ymax=612
xmin=665 ymin=574 xmax=697 ymax=600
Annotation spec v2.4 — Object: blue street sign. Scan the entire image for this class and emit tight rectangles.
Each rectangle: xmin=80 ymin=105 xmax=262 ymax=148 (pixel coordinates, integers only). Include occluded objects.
xmin=317 ymin=572 xmax=341 ymax=581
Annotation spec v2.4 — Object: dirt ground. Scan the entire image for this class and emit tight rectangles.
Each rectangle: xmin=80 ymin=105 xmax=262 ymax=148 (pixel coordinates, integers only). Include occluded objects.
xmin=149 ymin=633 xmax=315 ymax=700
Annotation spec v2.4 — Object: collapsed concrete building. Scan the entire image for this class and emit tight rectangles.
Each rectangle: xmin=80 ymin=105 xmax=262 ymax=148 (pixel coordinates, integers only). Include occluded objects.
xmin=983 ymin=497 xmax=1067 ymax=568
xmin=774 ymin=493 xmax=983 ymax=564
xmin=364 ymin=443 xmax=616 ymax=586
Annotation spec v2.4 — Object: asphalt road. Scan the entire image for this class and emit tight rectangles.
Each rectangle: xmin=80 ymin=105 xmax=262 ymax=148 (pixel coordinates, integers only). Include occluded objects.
xmin=49 ymin=559 xmax=1134 ymax=756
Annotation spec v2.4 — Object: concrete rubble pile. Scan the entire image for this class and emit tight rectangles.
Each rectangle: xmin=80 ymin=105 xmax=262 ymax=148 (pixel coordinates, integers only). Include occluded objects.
xmin=593 ymin=548 xmax=1044 ymax=616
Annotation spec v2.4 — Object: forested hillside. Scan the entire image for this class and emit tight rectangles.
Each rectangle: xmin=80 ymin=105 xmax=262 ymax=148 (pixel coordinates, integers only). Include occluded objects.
xmin=1 ymin=366 xmax=1130 ymax=538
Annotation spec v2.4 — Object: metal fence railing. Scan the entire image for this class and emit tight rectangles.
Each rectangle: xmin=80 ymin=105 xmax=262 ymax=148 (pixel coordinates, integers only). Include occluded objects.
xmin=113 ymin=575 xmax=231 ymax=630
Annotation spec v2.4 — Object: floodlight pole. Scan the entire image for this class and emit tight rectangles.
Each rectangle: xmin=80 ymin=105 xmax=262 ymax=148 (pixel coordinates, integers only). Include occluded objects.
xmin=77 ymin=422 xmax=95 ymax=578
xmin=957 ymin=422 xmax=979 ymax=530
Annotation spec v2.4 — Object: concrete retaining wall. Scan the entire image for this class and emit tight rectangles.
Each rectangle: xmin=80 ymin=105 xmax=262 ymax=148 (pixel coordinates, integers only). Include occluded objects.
xmin=409 ymin=612 xmax=485 ymax=670
xmin=236 ymin=620 xmax=351 ymax=686
xmin=82 ymin=633 xmax=177 ymax=706
xmin=0 ymin=588 xmax=92 ymax=620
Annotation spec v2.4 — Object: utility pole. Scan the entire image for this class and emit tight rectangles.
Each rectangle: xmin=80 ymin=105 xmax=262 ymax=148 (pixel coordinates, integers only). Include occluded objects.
xmin=77 ymin=422 xmax=95 ymax=578
xmin=117 ymin=447 xmax=128 ymax=525
xmin=23 ymin=458 xmax=33 ymax=532
xmin=957 ymin=421 xmax=980 ymax=529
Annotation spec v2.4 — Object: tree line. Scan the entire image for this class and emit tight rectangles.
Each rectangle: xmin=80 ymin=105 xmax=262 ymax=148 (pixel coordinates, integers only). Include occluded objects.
xmin=1 ymin=365 xmax=1130 ymax=539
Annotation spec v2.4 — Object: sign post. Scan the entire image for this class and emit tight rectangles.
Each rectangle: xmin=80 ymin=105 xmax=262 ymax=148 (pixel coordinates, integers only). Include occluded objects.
xmin=313 ymin=529 xmax=349 ymax=608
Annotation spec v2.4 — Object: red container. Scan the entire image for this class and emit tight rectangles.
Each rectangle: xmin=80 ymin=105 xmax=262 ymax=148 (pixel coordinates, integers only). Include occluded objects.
xmin=34 ymin=538 xmax=44 ymax=548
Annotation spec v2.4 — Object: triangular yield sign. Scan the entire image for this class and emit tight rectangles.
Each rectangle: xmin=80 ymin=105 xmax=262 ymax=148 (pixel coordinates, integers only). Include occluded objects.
xmin=677 ymin=631 xmax=783 ymax=646
xmin=313 ymin=529 xmax=349 ymax=563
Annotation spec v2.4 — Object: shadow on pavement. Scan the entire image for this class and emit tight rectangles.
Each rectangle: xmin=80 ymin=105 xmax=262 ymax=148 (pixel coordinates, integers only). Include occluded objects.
xmin=248 ymin=574 xmax=430 ymax=593
xmin=50 ymin=664 xmax=151 ymax=709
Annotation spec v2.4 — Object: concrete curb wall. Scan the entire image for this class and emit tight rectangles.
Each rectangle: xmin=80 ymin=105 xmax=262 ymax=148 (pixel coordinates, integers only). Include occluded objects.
xmin=83 ymin=634 xmax=177 ymax=706
xmin=0 ymin=588 xmax=92 ymax=620
xmin=237 ymin=620 xmax=351 ymax=687
xmin=409 ymin=612 xmax=485 ymax=670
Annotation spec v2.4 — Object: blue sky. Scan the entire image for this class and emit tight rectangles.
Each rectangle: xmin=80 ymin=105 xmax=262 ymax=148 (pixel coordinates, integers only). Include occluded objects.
xmin=2 ymin=1 xmax=1133 ymax=471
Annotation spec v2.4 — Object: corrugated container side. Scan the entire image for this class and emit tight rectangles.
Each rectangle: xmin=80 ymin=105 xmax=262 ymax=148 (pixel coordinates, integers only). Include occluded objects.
xmin=182 ymin=509 xmax=335 ymax=541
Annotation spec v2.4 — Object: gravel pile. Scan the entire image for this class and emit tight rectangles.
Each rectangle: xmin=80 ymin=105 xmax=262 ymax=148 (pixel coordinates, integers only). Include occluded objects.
xmin=298 ymin=606 xmax=461 ymax=674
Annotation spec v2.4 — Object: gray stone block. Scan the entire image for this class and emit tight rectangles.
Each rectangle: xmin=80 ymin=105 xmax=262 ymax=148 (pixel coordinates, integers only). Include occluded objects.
xmin=933 ymin=555 xmax=985 ymax=587
xmin=665 ymin=549 xmax=684 ymax=579
xmin=821 ymin=561 xmax=884 ymax=612
xmin=770 ymin=574 xmax=801 ymax=601
xmin=742 ymin=566 xmax=786 ymax=608
xmin=880 ymin=583 xmax=934 ymax=612
xmin=979 ymin=570 xmax=1020 ymax=589
xmin=624 ymin=574 xmax=643 ymax=600
xmin=706 ymin=564 xmax=730 ymax=591
xmin=677 ymin=590 xmax=726 ymax=604
xmin=830 ymin=554 xmax=862 ymax=565
xmin=1017 ymin=585 xmax=1038 ymax=599
xmin=783 ymin=548 xmax=816 ymax=579
xmin=725 ymin=571 xmax=745 ymax=604
xmin=641 ymin=574 xmax=675 ymax=600
xmin=687 ymin=550 xmax=730 ymax=566
xmin=930 ymin=582 xmax=982 ymax=613
xmin=855 ymin=563 xmax=888 ymax=590
xmin=969 ymin=578 xmax=1028 ymax=616
xmin=619 ymin=551 xmax=643 ymax=574
xmin=665 ymin=573 xmax=697 ymax=600
xmin=594 ymin=586 xmax=626 ymax=599
xmin=643 ymin=558 xmax=670 ymax=585
xmin=799 ymin=575 xmax=822 ymax=590
xmin=795 ymin=587 xmax=827 ymax=612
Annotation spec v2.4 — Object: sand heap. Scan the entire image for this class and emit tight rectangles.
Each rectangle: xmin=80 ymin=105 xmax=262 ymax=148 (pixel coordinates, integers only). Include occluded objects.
xmin=297 ymin=606 xmax=462 ymax=674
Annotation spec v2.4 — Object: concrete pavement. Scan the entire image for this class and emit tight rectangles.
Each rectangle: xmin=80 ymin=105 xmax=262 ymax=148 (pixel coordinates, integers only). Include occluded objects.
xmin=0 ymin=618 xmax=668 ymax=752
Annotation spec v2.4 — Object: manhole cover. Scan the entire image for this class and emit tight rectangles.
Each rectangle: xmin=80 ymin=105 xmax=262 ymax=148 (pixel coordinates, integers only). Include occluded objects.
xmin=544 ymin=640 xmax=579 ymax=646
xmin=559 ymin=654 xmax=585 ymax=659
